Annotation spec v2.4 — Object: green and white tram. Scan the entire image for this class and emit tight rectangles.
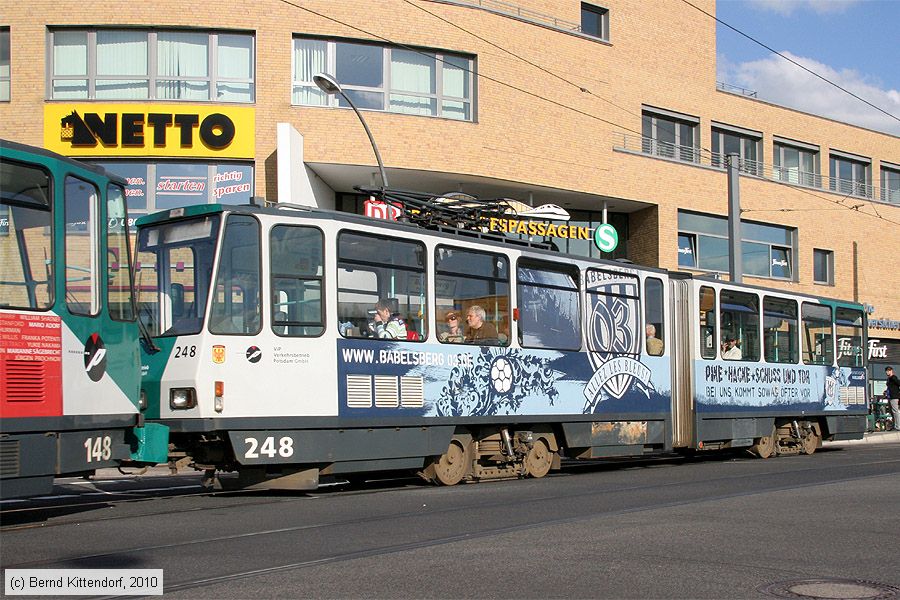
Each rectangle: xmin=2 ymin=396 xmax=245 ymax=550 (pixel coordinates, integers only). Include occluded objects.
xmin=0 ymin=139 xmax=168 ymax=499
xmin=135 ymin=196 xmax=867 ymax=490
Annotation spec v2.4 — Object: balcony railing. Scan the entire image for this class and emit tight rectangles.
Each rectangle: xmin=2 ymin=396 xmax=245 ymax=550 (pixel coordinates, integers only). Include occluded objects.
xmin=716 ymin=81 xmax=758 ymax=98
xmin=616 ymin=133 xmax=899 ymax=204
xmin=439 ymin=0 xmax=583 ymax=33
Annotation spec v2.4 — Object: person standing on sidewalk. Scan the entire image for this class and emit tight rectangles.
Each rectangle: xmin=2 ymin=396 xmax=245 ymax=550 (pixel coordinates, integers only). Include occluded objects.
xmin=886 ymin=366 xmax=900 ymax=431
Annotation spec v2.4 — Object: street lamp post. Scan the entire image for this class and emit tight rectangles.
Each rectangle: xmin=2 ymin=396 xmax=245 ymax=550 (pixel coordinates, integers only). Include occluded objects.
xmin=313 ymin=73 xmax=389 ymax=189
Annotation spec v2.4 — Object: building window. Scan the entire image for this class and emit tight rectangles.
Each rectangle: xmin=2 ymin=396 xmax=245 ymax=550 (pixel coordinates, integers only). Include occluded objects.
xmin=711 ymin=125 xmax=761 ymax=176
xmin=813 ymin=248 xmax=833 ymax=285
xmin=581 ymin=3 xmax=609 ymax=41
xmin=882 ymin=164 xmax=900 ymax=204
xmin=642 ymin=108 xmax=699 ymax=163
xmin=49 ymin=29 xmax=254 ymax=102
xmin=678 ymin=211 xmax=795 ymax=280
xmin=773 ymin=140 xmax=820 ymax=188
xmin=0 ymin=27 xmax=9 ymax=101
xmin=829 ymin=152 xmax=871 ymax=198
xmin=90 ymin=161 xmax=254 ymax=228
xmin=293 ymin=38 xmax=474 ymax=121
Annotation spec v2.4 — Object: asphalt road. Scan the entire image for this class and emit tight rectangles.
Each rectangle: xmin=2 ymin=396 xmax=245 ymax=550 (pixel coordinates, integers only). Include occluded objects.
xmin=2 ymin=443 xmax=900 ymax=599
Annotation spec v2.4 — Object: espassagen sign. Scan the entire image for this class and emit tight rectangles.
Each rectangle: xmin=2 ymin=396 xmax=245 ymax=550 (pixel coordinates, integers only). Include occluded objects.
xmin=44 ymin=104 xmax=254 ymax=158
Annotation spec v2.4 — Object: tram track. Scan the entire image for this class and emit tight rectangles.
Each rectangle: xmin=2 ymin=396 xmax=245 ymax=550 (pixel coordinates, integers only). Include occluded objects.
xmin=5 ymin=450 xmax=900 ymax=575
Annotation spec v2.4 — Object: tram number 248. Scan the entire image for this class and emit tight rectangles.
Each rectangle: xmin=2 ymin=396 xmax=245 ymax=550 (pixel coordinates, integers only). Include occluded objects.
xmin=244 ymin=436 xmax=295 ymax=459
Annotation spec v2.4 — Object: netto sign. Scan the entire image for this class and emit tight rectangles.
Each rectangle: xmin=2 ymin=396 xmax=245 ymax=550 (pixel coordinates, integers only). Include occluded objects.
xmin=44 ymin=104 xmax=255 ymax=158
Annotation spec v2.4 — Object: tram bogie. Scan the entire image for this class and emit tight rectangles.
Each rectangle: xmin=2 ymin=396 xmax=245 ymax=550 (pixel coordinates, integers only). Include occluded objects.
xmin=134 ymin=197 xmax=868 ymax=492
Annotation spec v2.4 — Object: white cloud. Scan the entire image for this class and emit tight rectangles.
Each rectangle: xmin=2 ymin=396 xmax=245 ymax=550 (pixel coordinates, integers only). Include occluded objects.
xmin=745 ymin=0 xmax=862 ymax=16
xmin=717 ymin=51 xmax=900 ymax=136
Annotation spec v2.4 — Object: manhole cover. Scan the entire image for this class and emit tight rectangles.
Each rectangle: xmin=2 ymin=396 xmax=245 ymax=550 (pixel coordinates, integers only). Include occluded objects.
xmin=760 ymin=579 xmax=899 ymax=600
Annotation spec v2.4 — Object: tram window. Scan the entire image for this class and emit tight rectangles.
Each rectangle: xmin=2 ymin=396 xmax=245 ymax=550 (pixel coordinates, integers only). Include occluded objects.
xmin=516 ymin=260 xmax=580 ymax=351
xmin=338 ymin=232 xmax=426 ymax=341
xmin=209 ymin=215 xmax=262 ymax=335
xmin=435 ymin=245 xmax=509 ymax=346
xmin=584 ymin=268 xmax=640 ymax=357
xmin=835 ymin=307 xmax=864 ymax=367
xmin=801 ymin=302 xmax=833 ymax=365
xmin=106 ymin=184 xmax=134 ymax=321
xmin=644 ymin=277 xmax=665 ymax=356
xmin=719 ymin=290 xmax=759 ymax=361
xmin=65 ymin=176 xmax=99 ymax=316
xmin=270 ymin=225 xmax=324 ymax=337
xmin=0 ymin=159 xmax=53 ymax=309
xmin=763 ymin=296 xmax=798 ymax=364
xmin=698 ymin=286 xmax=716 ymax=359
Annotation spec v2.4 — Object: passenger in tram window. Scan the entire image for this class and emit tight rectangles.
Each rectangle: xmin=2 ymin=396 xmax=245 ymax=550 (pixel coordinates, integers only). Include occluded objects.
xmin=369 ymin=298 xmax=408 ymax=339
xmin=645 ymin=324 xmax=664 ymax=356
xmin=722 ymin=337 xmax=742 ymax=360
xmin=439 ymin=311 xmax=465 ymax=343
xmin=464 ymin=305 xmax=499 ymax=344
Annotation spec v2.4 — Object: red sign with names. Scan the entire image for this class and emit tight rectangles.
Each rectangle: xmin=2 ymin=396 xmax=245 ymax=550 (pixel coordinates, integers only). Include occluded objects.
xmin=0 ymin=312 xmax=63 ymax=417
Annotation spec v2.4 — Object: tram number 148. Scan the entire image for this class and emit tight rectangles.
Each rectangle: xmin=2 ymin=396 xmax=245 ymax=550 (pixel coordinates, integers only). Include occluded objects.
xmin=84 ymin=436 xmax=112 ymax=463
xmin=244 ymin=436 xmax=295 ymax=459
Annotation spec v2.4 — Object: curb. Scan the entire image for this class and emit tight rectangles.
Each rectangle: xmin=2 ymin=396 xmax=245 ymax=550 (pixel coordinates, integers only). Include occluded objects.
xmin=824 ymin=430 xmax=900 ymax=446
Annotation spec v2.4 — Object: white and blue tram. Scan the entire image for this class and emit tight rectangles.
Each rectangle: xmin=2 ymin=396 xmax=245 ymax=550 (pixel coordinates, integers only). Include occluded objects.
xmin=134 ymin=199 xmax=868 ymax=489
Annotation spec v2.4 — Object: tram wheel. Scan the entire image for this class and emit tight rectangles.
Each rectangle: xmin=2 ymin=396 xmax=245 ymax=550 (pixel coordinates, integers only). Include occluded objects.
xmin=800 ymin=425 xmax=820 ymax=455
xmin=432 ymin=439 xmax=470 ymax=486
xmin=524 ymin=438 xmax=553 ymax=478
xmin=751 ymin=428 xmax=776 ymax=459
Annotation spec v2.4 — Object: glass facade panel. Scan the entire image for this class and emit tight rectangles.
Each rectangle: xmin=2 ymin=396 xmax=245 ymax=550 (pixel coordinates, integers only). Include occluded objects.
xmin=336 ymin=42 xmax=383 ymax=88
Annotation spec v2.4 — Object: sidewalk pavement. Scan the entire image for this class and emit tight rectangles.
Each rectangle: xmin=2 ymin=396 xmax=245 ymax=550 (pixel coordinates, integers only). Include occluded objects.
xmin=824 ymin=429 xmax=900 ymax=446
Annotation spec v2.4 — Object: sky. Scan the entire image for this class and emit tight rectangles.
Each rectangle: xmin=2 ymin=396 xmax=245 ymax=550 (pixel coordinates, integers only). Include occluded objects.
xmin=714 ymin=0 xmax=900 ymax=136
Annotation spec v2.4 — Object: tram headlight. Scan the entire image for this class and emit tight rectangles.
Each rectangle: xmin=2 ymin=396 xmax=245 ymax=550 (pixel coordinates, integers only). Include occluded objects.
xmin=169 ymin=388 xmax=197 ymax=410
xmin=139 ymin=388 xmax=148 ymax=411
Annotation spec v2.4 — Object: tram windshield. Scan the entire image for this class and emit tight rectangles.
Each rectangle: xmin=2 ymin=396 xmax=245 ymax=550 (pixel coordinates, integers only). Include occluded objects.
xmin=136 ymin=215 xmax=221 ymax=337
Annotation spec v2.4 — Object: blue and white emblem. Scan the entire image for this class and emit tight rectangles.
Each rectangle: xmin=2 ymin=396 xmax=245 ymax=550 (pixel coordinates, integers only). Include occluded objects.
xmin=582 ymin=269 xmax=653 ymax=412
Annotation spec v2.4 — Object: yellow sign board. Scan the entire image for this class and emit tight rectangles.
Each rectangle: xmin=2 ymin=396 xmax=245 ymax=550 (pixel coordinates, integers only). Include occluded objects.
xmin=43 ymin=104 xmax=255 ymax=158
xmin=488 ymin=217 xmax=591 ymax=240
